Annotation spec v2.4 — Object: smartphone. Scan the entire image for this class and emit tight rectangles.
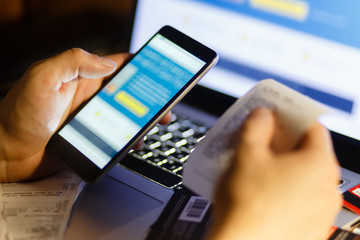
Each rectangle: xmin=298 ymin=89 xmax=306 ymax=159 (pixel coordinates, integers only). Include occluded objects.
xmin=46 ymin=26 xmax=218 ymax=182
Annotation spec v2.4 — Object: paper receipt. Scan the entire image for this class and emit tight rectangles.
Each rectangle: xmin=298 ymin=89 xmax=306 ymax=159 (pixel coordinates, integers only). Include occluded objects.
xmin=0 ymin=170 xmax=84 ymax=240
xmin=182 ymin=79 xmax=328 ymax=201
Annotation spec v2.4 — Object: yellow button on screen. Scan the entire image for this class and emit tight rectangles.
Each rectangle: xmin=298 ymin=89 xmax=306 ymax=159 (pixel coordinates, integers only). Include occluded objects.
xmin=114 ymin=91 xmax=149 ymax=117
xmin=250 ymin=0 xmax=309 ymax=21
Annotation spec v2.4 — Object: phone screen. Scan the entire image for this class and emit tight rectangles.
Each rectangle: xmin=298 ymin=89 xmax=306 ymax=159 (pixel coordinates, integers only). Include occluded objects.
xmin=58 ymin=34 xmax=206 ymax=169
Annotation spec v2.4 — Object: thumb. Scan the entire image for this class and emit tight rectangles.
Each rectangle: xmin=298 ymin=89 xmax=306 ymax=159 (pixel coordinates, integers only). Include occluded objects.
xmin=36 ymin=48 xmax=117 ymax=89
xmin=237 ymin=108 xmax=275 ymax=154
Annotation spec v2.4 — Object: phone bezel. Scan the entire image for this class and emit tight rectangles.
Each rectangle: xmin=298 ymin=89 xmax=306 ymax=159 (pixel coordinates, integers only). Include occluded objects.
xmin=46 ymin=25 xmax=218 ymax=182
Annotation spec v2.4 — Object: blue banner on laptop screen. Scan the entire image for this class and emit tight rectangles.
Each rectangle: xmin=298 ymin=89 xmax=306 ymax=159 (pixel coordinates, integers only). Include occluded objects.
xmin=193 ymin=0 xmax=360 ymax=49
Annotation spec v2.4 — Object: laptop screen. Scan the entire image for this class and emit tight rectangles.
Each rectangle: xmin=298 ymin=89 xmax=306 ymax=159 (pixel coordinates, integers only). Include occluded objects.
xmin=130 ymin=0 xmax=360 ymax=141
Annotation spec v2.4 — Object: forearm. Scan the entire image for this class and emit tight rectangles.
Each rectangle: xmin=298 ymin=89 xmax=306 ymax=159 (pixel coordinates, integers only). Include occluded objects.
xmin=0 ymin=119 xmax=65 ymax=182
xmin=207 ymin=211 xmax=275 ymax=240
xmin=0 ymin=107 xmax=8 ymax=181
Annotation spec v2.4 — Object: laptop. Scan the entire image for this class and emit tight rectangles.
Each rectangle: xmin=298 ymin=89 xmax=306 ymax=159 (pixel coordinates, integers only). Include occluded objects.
xmin=65 ymin=0 xmax=360 ymax=239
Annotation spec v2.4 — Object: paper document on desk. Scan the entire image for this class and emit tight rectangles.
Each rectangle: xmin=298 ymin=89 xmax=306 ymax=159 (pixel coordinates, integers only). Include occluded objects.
xmin=0 ymin=169 xmax=84 ymax=240
xmin=183 ymin=79 xmax=329 ymax=201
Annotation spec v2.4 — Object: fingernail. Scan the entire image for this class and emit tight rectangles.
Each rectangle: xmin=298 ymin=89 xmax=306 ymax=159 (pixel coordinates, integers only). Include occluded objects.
xmin=99 ymin=56 xmax=117 ymax=69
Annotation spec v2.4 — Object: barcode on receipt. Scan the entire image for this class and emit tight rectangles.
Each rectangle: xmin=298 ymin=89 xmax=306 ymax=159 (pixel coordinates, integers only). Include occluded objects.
xmin=178 ymin=196 xmax=210 ymax=223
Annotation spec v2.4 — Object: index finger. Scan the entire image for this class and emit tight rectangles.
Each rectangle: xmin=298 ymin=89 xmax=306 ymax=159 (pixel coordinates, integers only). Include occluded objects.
xmin=238 ymin=108 xmax=275 ymax=153
xmin=298 ymin=122 xmax=333 ymax=153
xmin=158 ymin=111 xmax=172 ymax=125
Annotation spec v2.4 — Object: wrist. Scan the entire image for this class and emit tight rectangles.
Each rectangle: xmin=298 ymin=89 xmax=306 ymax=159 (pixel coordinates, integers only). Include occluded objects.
xmin=208 ymin=205 xmax=282 ymax=240
xmin=208 ymin=225 xmax=263 ymax=240
xmin=208 ymin=214 xmax=261 ymax=240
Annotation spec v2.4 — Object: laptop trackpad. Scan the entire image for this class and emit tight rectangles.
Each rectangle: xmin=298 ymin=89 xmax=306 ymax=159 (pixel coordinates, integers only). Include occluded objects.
xmin=65 ymin=175 xmax=163 ymax=239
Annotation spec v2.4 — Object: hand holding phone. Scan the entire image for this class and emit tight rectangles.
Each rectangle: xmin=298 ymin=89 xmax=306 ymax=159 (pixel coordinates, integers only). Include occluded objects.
xmin=46 ymin=26 xmax=218 ymax=182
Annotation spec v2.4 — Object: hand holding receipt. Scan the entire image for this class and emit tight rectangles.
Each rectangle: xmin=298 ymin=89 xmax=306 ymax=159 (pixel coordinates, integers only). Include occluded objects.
xmin=183 ymin=79 xmax=330 ymax=201
xmin=182 ymin=79 xmax=341 ymax=240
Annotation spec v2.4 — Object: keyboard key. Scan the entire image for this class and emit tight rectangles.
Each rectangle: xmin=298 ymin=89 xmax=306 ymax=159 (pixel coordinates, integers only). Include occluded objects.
xmin=178 ymin=126 xmax=191 ymax=132
xmin=166 ymin=136 xmax=184 ymax=147
xmin=170 ymin=113 xmax=178 ymax=122
xmin=144 ymin=138 xmax=160 ymax=146
xmin=180 ymin=146 xmax=194 ymax=154
xmin=160 ymin=132 xmax=173 ymax=141
xmin=133 ymin=149 xmax=152 ymax=159
xmin=148 ymin=126 xmax=159 ymax=135
xmin=120 ymin=155 xmax=182 ymax=188
xmin=161 ymin=159 xmax=183 ymax=171
xmin=174 ymin=139 xmax=187 ymax=148
xmin=148 ymin=141 xmax=161 ymax=150
xmin=182 ymin=129 xmax=195 ymax=138
xmin=156 ymin=143 xmax=175 ymax=154
xmin=174 ymin=167 xmax=183 ymax=175
xmin=164 ymin=148 xmax=176 ymax=156
xmin=167 ymin=149 xmax=188 ymax=161
xmin=167 ymin=122 xmax=180 ymax=132
xmin=193 ymin=131 xmax=206 ymax=140
xmin=147 ymin=155 xmax=166 ymax=165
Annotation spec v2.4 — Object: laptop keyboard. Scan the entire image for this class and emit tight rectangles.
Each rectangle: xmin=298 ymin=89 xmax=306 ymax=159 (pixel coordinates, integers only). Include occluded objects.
xmin=120 ymin=111 xmax=348 ymax=190
xmin=120 ymin=112 xmax=208 ymax=188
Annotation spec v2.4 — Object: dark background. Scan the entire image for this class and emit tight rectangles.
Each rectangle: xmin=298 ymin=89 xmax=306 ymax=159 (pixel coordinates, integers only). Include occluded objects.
xmin=0 ymin=0 xmax=135 ymax=97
